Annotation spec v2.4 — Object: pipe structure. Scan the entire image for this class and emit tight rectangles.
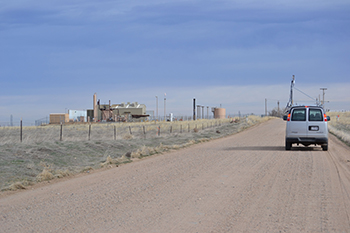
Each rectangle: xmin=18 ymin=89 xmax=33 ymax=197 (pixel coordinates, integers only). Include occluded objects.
xmin=193 ymin=98 xmax=196 ymax=120
xmin=93 ymin=93 xmax=97 ymax=122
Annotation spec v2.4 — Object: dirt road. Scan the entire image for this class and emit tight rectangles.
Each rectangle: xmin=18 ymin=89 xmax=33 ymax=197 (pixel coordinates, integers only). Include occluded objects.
xmin=1 ymin=119 xmax=350 ymax=232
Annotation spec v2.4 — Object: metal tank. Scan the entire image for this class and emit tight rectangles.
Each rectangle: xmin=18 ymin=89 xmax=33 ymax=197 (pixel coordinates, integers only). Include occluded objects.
xmin=213 ymin=108 xmax=226 ymax=119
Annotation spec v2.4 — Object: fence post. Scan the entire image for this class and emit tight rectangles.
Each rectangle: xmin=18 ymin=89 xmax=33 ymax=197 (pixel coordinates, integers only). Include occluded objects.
xmin=129 ymin=126 xmax=132 ymax=134
xmin=60 ymin=122 xmax=63 ymax=141
xmin=20 ymin=118 xmax=22 ymax=142
xmin=88 ymin=124 xmax=91 ymax=140
xmin=114 ymin=125 xmax=117 ymax=140
xmin=143 ymin=125 xmax=146 ymax=134
xmin=170 ymin=126 xmax=172 ymax=133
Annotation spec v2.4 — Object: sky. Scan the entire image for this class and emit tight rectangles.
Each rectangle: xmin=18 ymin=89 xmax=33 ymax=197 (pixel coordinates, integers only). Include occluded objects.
xmin=1 ymin=0 xmax=349 ymax=125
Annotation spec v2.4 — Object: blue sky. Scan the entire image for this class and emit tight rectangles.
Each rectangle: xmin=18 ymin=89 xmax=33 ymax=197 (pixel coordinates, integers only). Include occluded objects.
xmin=1 ymin=0 xmax=349 ymax=125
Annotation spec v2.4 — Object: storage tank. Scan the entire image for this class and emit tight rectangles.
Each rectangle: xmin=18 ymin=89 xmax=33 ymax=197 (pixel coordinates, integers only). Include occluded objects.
xmin=214 ymin=108 xmax=226 ymax=119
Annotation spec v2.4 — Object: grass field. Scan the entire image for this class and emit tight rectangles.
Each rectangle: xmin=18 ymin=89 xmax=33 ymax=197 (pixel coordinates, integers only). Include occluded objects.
xmin=0 ymin=118 xmax=236 ymax=144
xmin=327 ymin=111 xmax=350 ymax=146
xmin=0 ymin=116 xmax=272 ymax=191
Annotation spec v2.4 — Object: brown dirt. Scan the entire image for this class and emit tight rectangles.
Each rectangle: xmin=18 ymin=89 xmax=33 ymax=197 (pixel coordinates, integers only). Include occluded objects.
xmin=1 ymin=119 xmax=350 ymax=232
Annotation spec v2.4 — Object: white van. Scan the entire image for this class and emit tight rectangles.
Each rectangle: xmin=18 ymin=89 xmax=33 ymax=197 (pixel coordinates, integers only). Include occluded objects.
xmin=283 ymin=106 xmax=330 ymax=151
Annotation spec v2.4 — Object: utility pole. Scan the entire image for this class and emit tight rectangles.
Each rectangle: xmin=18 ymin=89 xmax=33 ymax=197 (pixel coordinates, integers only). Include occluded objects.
xmin=155 ymin=96 xmax=158 ymax=121
xmin=291 ymin=75 xmax=295 ymax=106
xmin=164 ymin=93 xmax=166 ymax=121
xmin=320 ymin=88 xmax=327 ymax=106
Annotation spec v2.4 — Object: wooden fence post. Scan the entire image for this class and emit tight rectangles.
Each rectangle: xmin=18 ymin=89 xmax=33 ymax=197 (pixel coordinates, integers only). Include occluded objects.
xmin=88 ymin=124 xmax=91 ymax=140
xmin=20 ymin=118 xmax=22 ymax=143
xmin=114 ymin=125 xmax=117 ymax=140
xmin=60 ymin=123 xmax=63 ymax=141
xmin=129 ymin=126 xmax=132 ymax=134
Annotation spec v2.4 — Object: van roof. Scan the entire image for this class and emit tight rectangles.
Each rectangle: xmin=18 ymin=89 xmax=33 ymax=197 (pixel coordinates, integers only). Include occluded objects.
xmin=290 ymin=105 xmax=323 ymax=109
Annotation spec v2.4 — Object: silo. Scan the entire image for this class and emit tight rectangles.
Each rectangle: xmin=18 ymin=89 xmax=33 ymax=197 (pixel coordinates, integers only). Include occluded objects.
xmin=214 ymin=108 xmax=226 ymax=119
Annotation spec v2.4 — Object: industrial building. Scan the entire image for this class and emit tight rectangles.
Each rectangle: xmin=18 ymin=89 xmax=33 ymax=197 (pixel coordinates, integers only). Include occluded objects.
xmin=49 ymin=93 xmax=148 ymax=124
xmin=49 ymin=113 xmax=69 ymax=124
xmin=49 ymin=111 xmax=86 ymax=124
xmin=87 ymin=93 xmax=148 ymax=122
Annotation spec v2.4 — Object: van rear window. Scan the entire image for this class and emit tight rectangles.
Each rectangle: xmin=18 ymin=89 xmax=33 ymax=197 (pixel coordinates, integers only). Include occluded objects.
xmin=309 ymin=109 xmax=323 ymax=121
xmin=291 ymin=109 xmax=306 ymax=121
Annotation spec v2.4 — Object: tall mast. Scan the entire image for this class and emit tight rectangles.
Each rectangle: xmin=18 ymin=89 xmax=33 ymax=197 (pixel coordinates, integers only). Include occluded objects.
xmin=285 ymin=75 xmax=295 ymax=113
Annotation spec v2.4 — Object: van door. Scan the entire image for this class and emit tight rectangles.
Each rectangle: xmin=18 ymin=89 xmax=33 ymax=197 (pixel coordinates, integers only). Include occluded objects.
xmin=288 ymin=108 xmax=307 ymax=138
xmin=307 ymin=108 xmax=326 ymax=138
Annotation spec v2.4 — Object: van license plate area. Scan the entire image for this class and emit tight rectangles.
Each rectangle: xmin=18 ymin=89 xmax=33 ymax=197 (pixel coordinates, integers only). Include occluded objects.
xmin=309 ymin=126 xmax=319 ymax=131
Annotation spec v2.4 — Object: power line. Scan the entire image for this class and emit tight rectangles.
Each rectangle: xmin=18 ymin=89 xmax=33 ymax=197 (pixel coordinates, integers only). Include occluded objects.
xmin=294 ymin=87 xmax=317 ymax=102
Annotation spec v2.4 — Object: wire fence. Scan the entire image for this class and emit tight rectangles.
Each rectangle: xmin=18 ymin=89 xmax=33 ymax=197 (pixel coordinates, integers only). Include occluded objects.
xmin=0 ymin=118 xmax=234 ymax=145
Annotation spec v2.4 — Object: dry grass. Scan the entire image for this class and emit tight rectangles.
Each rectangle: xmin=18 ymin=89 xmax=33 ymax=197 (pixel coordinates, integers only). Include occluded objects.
xmin=5 ymin=182 xmax=27 ymax=191
xmin=0 ymin=118 xmax=236 ymax=144
xmin=35 ymin=162 xmax=72 ymax=182
xmin=100 ymin=155 xmax=131 ymax=167
xmin=327 ymin=112 xmax=350 ymax=145
xmin=1 ymin=116 xmax=271 ymax=191
xmin=36 ymin=167 xmax=55 ymax=182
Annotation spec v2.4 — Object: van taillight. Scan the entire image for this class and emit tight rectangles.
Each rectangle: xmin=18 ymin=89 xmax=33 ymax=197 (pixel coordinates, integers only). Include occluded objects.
xmin=324 ymin=114 xmax=327 ymax=122
xmin=287 ymin=113 xmax=291 ymax=121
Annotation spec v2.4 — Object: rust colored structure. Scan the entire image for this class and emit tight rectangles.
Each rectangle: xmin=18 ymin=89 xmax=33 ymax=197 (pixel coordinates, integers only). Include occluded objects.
xmin=213 ymin=108 xmax=226 ymax=119
xmin=49 ymin=113 xmax=69 ymax=124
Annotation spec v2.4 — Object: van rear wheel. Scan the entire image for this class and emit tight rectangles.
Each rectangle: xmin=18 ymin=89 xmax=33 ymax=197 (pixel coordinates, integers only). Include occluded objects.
xmin=322 ymin=145 xmax=328 ymax=151
xmin=285 ymin=141 xmax=292 ymax=150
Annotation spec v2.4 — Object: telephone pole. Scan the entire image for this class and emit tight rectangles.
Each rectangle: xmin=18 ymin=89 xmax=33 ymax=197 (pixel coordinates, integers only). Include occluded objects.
xmin=320 ymin=88 xmax=327 ymax=106
xmin=155 ymin=96 xmax=158 ymax=121
xmin=164 ymin=93 xmax=166 ymax=121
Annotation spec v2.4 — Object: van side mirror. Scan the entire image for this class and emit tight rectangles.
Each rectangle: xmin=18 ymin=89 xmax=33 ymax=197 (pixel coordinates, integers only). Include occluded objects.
xmin=283 ymin=115 xmax=288 ymax=121
xmin=327 ymin=116 xmax=330 ymax=121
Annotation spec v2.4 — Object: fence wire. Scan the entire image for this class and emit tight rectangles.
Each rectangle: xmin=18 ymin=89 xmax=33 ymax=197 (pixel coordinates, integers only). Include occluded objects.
xmin=0 ymin=119 xmax=232 ymax=145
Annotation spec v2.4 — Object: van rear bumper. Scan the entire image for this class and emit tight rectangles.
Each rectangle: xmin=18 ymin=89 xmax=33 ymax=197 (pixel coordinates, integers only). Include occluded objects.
xmin=286 ymin=137 xmax=328 ymax=145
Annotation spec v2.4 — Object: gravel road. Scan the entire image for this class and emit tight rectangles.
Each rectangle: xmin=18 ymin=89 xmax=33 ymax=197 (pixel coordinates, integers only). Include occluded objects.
xmin=1 ymin=119 xmax=350 ymax=232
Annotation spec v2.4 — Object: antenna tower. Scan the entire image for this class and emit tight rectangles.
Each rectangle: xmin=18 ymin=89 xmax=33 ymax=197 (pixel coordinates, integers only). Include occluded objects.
xmin=284 ymin=75 xmax=295 ymax=113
